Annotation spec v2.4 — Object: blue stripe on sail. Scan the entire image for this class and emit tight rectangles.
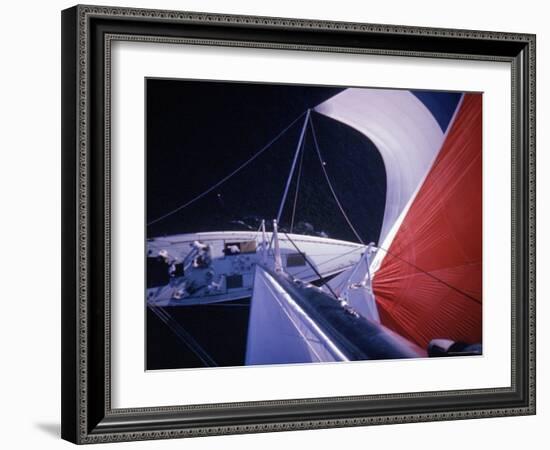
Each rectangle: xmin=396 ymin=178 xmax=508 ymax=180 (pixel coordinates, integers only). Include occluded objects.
xmin=412 ymin=91 xmax=462 ymax=132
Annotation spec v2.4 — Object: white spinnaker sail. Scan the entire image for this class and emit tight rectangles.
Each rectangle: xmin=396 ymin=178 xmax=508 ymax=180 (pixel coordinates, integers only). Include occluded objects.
xmin=315 ymin=88 xmax=447 ymax=320
xmin=245 ymin=266 xmax=348 ymax=365
xmin=314 ymin=88 xmax=445 ymax=246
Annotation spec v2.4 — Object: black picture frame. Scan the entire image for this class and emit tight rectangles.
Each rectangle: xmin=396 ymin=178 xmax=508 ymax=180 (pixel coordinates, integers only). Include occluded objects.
xmin=61 ymin=4 xmax=536 ymax=444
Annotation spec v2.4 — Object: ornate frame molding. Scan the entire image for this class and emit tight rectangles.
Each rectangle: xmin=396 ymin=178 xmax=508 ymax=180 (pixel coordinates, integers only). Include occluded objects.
xmin=61 ymin=4 xmax=536 ymax=444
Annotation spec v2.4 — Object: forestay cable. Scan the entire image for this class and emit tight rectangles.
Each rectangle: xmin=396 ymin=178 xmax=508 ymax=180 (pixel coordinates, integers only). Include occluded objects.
xmin=309 ymin=115 xmax=478 ymax=303
xmin=309 ymin=116 xmax=365 ymax=244
xmin=282 ymin=231 xmax=339 ymax=300
xmin=289 ymin=133 xmax=306 ymax=233
xmin=374 ymin=245 xmax=481 ymax=304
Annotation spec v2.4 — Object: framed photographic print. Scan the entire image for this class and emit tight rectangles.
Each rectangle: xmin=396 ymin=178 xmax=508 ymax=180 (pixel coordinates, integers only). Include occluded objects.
xmin=61 ymin=4 xmax=536 ymax=444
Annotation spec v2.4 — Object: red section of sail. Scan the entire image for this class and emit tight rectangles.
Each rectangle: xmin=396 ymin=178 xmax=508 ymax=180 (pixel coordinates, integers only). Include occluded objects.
xmin=372 ymin=93 xmax=482 ymax=349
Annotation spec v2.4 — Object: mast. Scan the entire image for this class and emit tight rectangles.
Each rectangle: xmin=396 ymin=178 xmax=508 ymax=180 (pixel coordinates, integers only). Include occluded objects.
xmin=276 ymin=109 xmax=310 ymax=224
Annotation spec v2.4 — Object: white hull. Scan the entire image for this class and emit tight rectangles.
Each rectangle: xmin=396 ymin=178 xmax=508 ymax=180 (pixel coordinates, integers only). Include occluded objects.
xmin=147 ymin=231 xmax=364 ymax=306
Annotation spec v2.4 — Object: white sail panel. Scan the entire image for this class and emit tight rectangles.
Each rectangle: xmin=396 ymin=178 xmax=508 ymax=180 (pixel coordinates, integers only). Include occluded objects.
xmin=245 ymin=267 xmax=348 ymax=365
xmin=327 ymin=248 xmax=380 ymax=322
xmin=314 ymin=88 xmax=445 ymax=245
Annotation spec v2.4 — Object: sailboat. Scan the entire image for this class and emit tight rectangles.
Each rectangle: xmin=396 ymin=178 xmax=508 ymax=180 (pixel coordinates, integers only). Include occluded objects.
xmin=147 ymin=87 xmax=482 ymax=366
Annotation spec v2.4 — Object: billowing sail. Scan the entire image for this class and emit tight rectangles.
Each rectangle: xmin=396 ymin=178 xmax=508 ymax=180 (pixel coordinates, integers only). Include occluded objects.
xmin=314 ymin=88 xmax=445 ymax=245
xmin=372 ymin=93 xmax=482 ymax=348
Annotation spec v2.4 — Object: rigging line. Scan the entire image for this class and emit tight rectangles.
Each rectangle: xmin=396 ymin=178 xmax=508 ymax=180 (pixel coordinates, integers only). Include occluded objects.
xmin=333 ymin=269 xmax=353 ymax=294
xmin=290 ymin=132 xmax=306 ymax=233
xmin=255 ymin=221 xmax=263 ymax=241
xmin=201 ymin=303 xmax=250 ymax=307
xmin=309 ymin=114 xmax=477 ymax=304
xmin=147 ymin=111 xmax=307 ymax=227
xmin=276 ymin=109 xmax=311 ymax=224
xmin=282 ymin=231 xmax=340 ymax=300
xmin=260 ymin=273 xmax=327 ymax=362
xmin=374 ymin=246 xmax=481 ymax=304
xmin=148 ymin=304 xmax=218 ymax=367
xmin=309 ymin=116 xmax=365 ymax=245
xmin=291 ymin=245 xmax=365 ymax=279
